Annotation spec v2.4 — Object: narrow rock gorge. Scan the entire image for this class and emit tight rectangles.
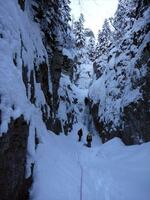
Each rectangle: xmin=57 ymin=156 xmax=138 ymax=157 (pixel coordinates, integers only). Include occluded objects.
xmin=0 ymin=0 xmax=150 ymax=199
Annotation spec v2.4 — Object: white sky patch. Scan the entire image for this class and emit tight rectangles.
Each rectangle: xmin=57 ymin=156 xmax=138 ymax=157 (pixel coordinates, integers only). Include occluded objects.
xmin=70 ymin=0 xmax=118 ymax=36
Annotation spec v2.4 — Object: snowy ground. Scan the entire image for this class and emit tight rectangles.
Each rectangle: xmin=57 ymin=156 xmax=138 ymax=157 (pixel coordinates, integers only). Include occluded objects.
xmin=30 ymin=125 xmax=150 ymax=200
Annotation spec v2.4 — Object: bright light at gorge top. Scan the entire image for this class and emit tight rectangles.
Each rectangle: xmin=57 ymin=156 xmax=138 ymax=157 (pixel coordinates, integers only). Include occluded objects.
xmin=70 ymin=0 xmax=118 ymax=36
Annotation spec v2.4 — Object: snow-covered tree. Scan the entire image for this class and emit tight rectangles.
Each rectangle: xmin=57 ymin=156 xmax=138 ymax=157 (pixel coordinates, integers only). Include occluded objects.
xmin=32 ymin=0 xmax=71 ymax=47
xmin=110 ymin=0 xmax=139 ymax=42
xmin=95 ymin=19 xmax=112 ymax=58
xmin=73 ymin=13 xmax=85 ymax=48
xmin=87 ymin=36 xmax=95 ymax=61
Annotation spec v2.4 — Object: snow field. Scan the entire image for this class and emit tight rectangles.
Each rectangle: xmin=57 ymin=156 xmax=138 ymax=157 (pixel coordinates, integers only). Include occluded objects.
xmin=30 ymin=125 xmax=150 ymax=200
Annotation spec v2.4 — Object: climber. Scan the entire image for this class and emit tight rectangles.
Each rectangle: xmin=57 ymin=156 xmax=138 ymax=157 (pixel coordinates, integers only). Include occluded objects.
xmin=84 ymin=97 xmax=89 ymax=105
xmin=86 ymin=133 xmax=92 ymax=147
xmin=77 ymin=128 xmax=83 ymax=142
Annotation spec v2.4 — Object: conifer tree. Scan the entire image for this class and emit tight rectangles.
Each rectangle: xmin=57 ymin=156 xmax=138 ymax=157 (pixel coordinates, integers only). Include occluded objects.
xmin=95 ymin=19 xmax=112 ymax=58
xmin=110 ymin=0 xmax=138 ymax=42
xmin=31 ymin=0 xmax=71 ymax=46
xmin=87 ymin=36 xmax=95 ymax=61
xmin=73 ymin=13 xmax=85 ymax=49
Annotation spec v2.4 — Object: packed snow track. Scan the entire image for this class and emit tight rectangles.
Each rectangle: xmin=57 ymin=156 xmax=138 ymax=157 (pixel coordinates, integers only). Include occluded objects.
xmin=30 ymin=125 xmax=150 ymax=200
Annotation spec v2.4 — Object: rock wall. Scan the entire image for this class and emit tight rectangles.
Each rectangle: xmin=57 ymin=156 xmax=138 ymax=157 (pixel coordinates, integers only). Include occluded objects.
xmin=0 ymin=0 xmax=75 ymax=199
xmin=0 ymin=116 xmax=30 ymax=200
xmin=30 ymin=0 xmax=75 ymax=134
xmin=89 ymin=0 xmax=150 ymax=145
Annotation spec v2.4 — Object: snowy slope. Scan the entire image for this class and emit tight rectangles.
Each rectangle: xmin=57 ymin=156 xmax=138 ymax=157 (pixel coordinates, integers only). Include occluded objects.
xmin=30 ymin=128 xmax=150 ymax=200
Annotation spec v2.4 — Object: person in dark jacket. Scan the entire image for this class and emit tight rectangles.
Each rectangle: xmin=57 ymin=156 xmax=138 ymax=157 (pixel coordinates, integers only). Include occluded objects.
xmin=84 ymin=97 xmax=88 ymax=105
xmin=78 ymin=128 xmax=83 ymax=142
xmin=86 ymin=133 xmax=92 ymax=147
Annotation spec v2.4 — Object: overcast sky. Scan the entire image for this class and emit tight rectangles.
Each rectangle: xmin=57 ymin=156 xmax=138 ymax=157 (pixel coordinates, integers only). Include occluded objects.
xmin=70 ymin=0 xmax=118 ymax=36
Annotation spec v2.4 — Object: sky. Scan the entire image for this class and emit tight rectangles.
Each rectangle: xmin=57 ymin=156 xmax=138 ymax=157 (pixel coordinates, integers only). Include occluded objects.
xmin=70 ymin=0 xmax=118 ymax=36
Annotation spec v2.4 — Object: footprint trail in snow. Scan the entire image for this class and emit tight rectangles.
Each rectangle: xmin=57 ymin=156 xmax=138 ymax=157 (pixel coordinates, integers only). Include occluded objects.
xmin=30 ymin=125 xmax=150 ymax=200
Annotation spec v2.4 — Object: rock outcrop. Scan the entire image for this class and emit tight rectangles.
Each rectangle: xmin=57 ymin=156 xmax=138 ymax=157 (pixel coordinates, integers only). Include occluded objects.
xmin=0 ymin=116 xmax=30 ymax=200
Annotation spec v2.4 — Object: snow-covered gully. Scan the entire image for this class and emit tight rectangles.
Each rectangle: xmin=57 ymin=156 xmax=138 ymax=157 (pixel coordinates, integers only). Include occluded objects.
xmin=0 ymin=1 xmax=150 ymax=200
xmin=30 ymin=124 xmax=150 ymax=200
